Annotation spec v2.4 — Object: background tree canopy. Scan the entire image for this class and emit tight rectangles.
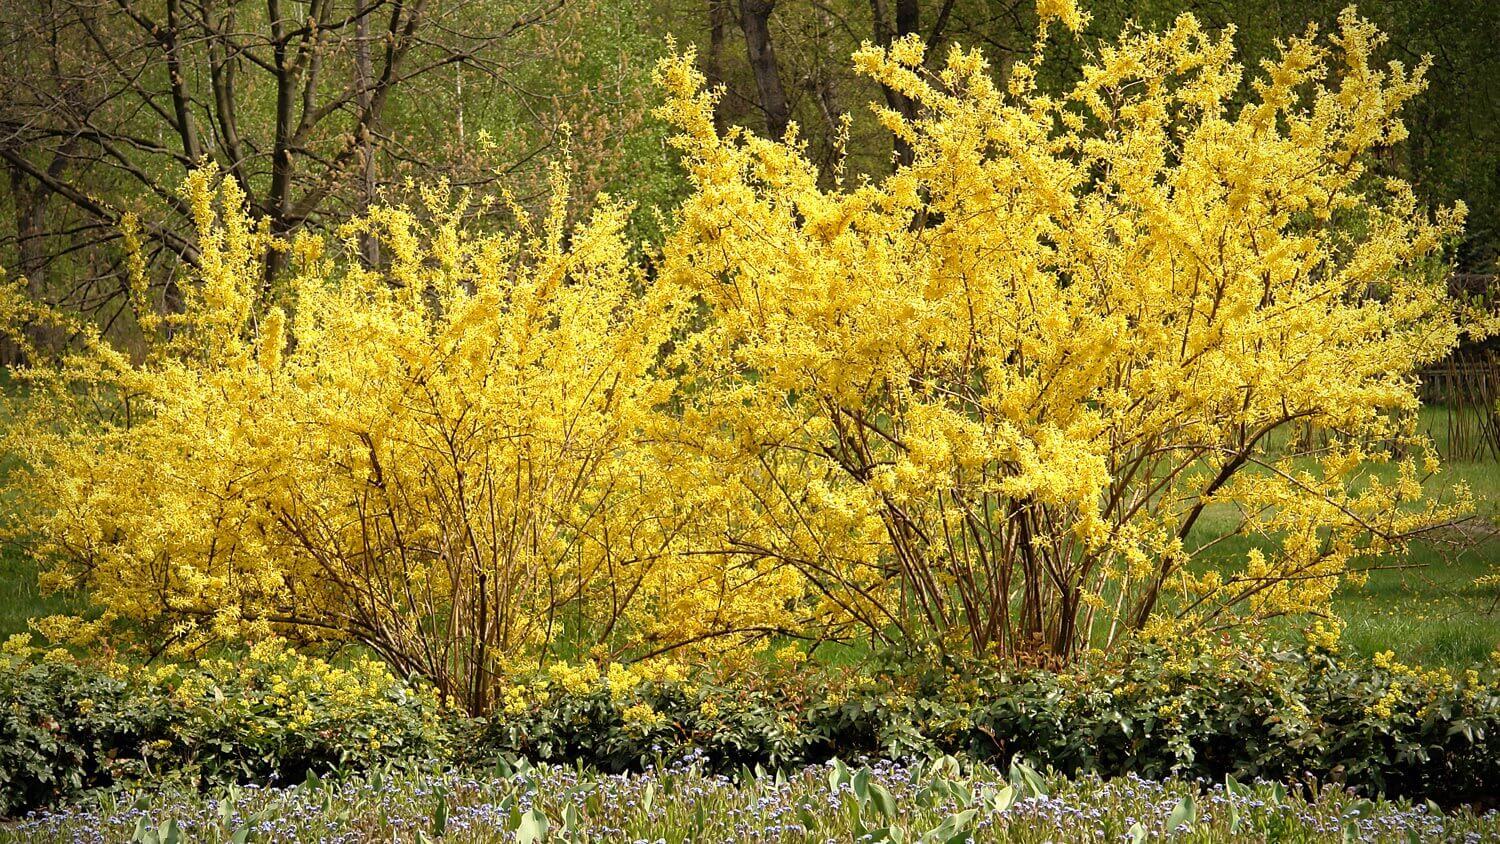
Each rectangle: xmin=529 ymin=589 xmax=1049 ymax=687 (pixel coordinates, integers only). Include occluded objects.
xmin=1 ymin=0 xmax=1494 ymax=334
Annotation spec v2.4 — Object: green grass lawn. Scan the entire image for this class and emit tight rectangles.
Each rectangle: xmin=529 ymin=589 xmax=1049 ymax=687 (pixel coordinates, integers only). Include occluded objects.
xmin=1337 ymin=431 xmax=1499 ymax=665
xmin=1335 ymin=536 xmax=1498 ymax=666
xmin=0 ymin=547 xmax=82 ymax=642
xmin=1181 ymin=408 xmax=1500 ymax=667
xmin=1183 ymin=518 xmax=1499 ymax=667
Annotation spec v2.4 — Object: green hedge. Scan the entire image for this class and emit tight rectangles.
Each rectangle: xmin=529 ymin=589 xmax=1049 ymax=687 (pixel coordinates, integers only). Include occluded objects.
xmin=5 ymin=635 xmax=1497 ymax=817
xmin=0 ymin=655 xmax=170 ymax=816
xmin=470 ymin=639 xmax=1500 ymax=805
xmin=0 ymin=639 xmax=448 ymax=816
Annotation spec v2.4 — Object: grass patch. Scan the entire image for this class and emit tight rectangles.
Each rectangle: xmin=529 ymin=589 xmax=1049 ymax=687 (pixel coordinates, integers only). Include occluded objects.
xmin=1334 ymin=536 xmax=1499 ymax=666
xmin=0 ymin=547 xmax=81 ymax=641
xmin=1182 ymin=409 xmax=1500 ymax=667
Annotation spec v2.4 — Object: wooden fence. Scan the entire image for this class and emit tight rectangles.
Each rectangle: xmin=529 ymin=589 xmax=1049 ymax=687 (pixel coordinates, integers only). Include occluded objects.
xmin=1418 ymin=352 xmax=1500 ymax=462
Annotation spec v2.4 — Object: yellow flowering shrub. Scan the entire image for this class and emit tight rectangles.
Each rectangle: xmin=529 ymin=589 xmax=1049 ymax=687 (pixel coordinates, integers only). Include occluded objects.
xmin=0 ymin=167 xmax=783 ymax=714
xmin=651 ymin=7 xmax=1476 ymax=662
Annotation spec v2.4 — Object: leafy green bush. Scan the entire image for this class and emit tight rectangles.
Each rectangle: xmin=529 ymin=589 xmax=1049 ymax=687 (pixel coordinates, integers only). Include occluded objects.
xmin=148 ymin=639 xmax=450 ymax=783
xmin=0 ymin=648 xmax=174 ymax=816
xmin=6 ymin=633 xmax=1497 ymax=816
xmin=936 ymin=639 xmax=1500 ymax=802
xmin=467 ymin=659 xmax=829 ymax=772
xmin=0 ymin=638 xmax=450 ymax=816
xmin=472 ymin=639 xmax=1500 ymax=805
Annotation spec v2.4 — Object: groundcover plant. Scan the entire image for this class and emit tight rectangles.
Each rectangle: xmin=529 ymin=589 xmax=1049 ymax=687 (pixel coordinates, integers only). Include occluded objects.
xmin=7 ymin=756 xmax=1500 ymax=844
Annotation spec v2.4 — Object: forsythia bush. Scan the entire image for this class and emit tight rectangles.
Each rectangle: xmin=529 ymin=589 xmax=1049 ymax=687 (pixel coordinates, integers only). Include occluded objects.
xmin=0 ymin=2 xmax=1485 ymax=707
xmin=651 ymin=7 xmax=1475 ymax=660
xmin=0 ymin=171 xmax=779 ymax=714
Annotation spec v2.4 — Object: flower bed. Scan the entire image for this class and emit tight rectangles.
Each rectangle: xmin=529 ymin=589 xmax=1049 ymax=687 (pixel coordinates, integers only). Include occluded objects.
xmin=8 ymin=757 xmax=1498 ymax=843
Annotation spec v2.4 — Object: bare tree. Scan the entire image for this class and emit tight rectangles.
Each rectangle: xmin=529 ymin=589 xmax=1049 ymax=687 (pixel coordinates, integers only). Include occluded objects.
xmin=698 ymin=0 xmax=1026 ymax=173
xmin=0 ymin=0 xmax=567 ymax=318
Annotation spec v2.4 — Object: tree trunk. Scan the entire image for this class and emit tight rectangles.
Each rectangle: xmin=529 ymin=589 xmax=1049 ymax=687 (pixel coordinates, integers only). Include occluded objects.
xmin=266 ymin=0 xmax=296 ymax=282
xmin=355 ymin=0 xmax=380 ymax=268
xmin=707 ymin=0 xmax=733 ymax=132
xmin=737 ymin=0 xmax=790 ymax=139
xmin=869 ymin=0 xmax=920 ymax=167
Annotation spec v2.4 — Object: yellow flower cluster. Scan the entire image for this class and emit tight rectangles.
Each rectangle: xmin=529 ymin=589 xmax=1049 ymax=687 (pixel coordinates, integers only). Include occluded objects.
xmin=547 ymin=661 xmax=603 ymax=696
xmin=1305 ymin=619 xmax=1346 ymax=655
xmin=620 ymin=701 xmax=666 ymax=732
xmin=494 ymin=657 xmax=693 ymax=720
